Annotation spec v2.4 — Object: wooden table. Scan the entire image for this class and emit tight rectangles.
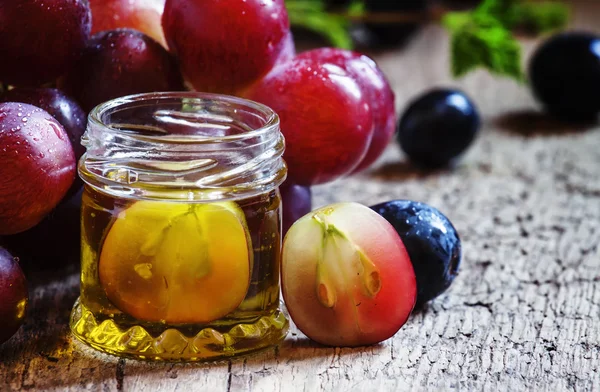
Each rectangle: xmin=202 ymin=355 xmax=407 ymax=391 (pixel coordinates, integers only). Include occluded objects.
xmin=2 ymin=2 xmax=600 ymax=391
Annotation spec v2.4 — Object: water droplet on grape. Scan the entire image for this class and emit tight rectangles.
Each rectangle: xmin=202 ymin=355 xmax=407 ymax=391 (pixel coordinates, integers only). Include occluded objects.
xmin=46 ymin=120 xmax=65 ymax=140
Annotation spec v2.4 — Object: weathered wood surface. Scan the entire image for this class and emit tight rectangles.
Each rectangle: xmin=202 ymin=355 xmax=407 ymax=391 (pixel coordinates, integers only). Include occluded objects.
xmin=2 ymin=2 xmax=600 ymax=391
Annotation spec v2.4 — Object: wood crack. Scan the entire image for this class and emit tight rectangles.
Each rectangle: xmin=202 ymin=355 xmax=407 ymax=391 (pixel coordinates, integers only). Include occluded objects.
xmin=226 ymin=360 xmax=232 ymax=392
xmin=115 ymin=359 xmax=125 ymax=391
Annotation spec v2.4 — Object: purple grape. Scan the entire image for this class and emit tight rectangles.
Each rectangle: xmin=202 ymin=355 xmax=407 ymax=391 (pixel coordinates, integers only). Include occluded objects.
xmin=370 ymin=200 xmax=462 ymax=306
xmin=0 ymin=247 xmax=28 ymax=344
xmin=60 ymin=29 xmax=185 ymax=112
xmin=2 ymin=190 xmax=81 ymax=269
xmin=529 ymin=32 xmax=600 ymax=121
xmin=280 ymin=182 xmax=312 ymax=236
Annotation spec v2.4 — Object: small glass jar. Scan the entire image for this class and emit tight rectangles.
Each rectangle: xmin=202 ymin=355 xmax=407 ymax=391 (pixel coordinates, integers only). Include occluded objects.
xmin=70 ymin=92 xmax=288 ymax=361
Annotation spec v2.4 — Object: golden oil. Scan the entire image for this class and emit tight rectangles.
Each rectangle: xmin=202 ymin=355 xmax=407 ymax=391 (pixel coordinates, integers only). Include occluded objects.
xmin=71 ymin=186 xmax=287 ymax=361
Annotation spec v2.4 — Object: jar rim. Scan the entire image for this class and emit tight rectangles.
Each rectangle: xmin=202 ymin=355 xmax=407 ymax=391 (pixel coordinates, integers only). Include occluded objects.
xmin=88 ymin=91 xmax=280 ymax=143
xmin=81 ymin=91 xmax=287 ymax=202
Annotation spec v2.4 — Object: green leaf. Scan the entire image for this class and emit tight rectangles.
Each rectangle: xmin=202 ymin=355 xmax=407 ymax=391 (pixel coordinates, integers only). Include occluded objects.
xmin=442 ymin=11 xmax=471 ymax=31
xmin=445 ymin=13 xmax=524 ymax=81
xmin=510 ymin=2 xmax=570 ymax=33
xmin=474 ymin=0 xmax=519 ymax=24
xmin=347 ymin=0 xmax=365 ymax=16
xmin=286 ymin=0 xmax=363 ymax=49
xmin=443 ymin=0 xmax=570 ymax=81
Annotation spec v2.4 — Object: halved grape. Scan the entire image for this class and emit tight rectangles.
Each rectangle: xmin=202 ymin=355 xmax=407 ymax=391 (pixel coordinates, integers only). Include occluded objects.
xmin=99 ymin=201 xmax=252 ymax=324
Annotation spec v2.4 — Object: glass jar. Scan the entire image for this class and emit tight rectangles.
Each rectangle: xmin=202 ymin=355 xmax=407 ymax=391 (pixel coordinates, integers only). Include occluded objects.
xmin=70 ymin=92 xmax=288 ymax=361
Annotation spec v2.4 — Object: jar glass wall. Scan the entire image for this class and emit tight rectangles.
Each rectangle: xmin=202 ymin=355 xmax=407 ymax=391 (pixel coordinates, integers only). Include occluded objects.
xmin=70 ymin=92 xmax=288 ymax=361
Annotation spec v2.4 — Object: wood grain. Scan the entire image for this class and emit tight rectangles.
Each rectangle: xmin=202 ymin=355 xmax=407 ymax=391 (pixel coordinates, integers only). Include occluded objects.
xmin=2 ymin=1 xmax=600 ymax=391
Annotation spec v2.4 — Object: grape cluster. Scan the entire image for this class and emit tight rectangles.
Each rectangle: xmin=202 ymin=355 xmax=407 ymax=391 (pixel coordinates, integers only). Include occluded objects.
xmin=0 ymin=0 xmax=401 ymax=345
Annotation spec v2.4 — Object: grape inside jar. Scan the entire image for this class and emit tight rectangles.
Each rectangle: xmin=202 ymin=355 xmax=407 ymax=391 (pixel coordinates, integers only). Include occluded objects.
xmin=71 ymin=92 xmax=289 ymax=361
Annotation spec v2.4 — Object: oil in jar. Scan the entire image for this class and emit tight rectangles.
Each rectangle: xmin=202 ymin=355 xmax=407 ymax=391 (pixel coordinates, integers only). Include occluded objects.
xmin=70 ymin=185 xmax=288 ymax=361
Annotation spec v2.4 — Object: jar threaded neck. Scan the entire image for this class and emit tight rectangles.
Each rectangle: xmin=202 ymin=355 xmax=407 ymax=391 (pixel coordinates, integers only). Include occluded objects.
xmin=80 ymin=92 xmax=286 ymax=201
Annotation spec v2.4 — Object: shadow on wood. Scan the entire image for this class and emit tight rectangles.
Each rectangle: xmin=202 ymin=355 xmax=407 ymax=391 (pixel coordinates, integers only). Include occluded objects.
xmin=0 ymin=274 xmax=78 ymax=364
xmin=494 ymin=110 xmax=596 ymax=137
xmin=367 ymin=160 xmax=452 ymax=182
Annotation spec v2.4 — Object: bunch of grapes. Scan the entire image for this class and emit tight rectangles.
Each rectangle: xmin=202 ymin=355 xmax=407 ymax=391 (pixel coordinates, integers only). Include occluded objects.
xmin=0 ymin=0 xmax=400 ymax=344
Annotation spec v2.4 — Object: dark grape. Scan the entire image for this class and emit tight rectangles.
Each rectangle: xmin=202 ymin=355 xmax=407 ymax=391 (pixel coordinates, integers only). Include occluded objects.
xmin=370 ymin=200 xmax=461 ymax=306
xmin=325 ymin=0 xmax=351 ymax=8
xmin=397 ymin=88 xmax=480 ymax=168
xmin=0 ymin=247 xmax=28 ymax=344
xmin=2 ymin=190 xmax=81 ymax=269
xmin=355 ymin=0 xmax=427 ymax=48
xmin=529 ymin=32 xmax=600 ymax=121
xmin=0 ymin=0 xmax=91 ymax=86
xmin=59 ymin=29 xmax=185 ymax=112
xmin=280 ymin=182 xmax=312 ymax=236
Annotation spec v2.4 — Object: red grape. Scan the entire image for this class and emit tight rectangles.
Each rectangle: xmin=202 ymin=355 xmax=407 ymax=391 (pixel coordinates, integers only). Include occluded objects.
xmin=282 ymin=202 xmax=416 ymax=347
xmin=0 ymin=102 xmax=76 ymax=235
xmin=0 ymin=247 xmax=28 ymax=344
xmin=275 ymin=32 xmax=297 ymax=67
xmin=0 ymin=88 xmax=86 ymax=198
xmin=89 ymin=0 xmax=167 ymax=47
xmin=1 ymin=88 xmax=86 ymax=161
xmin=246 ymin=57 xmax=374 ymax=185
xmin=0 ymin=0 xmax=91 ymax=86
xmin=162 ymin=0 xmax=291 ymax=95
xmin=59 ymin=29 xmax=185 ymax=112
xmin=297 ymin=48 xmax=396 ymax=173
